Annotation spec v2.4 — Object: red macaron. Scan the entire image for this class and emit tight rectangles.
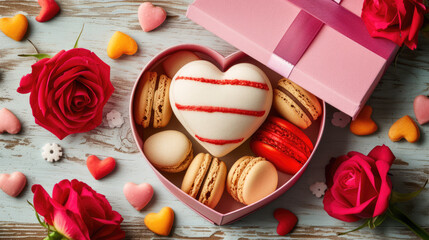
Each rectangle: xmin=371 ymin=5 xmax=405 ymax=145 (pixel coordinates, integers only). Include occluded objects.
xmin=250 ymin=116 xmax=314 ymax=174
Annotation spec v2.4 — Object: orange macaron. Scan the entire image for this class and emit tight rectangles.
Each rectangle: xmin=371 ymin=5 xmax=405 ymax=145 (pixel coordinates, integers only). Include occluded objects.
xmin=227 ymin=156 xmax=278 ymax=205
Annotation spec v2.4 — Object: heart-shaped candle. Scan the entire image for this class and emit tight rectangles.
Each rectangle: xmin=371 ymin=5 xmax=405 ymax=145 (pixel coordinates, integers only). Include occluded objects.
xmin=170 ymin=60 xmax=272 ymax=157
xmin=130 ymin=44 xmax=325 ymax=225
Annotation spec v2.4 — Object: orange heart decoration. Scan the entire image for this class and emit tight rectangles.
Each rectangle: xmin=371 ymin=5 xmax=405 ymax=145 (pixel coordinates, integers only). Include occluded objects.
xmin=350 ymin=105 xmax=378 ymax=135
xmin=388 ymin=115 xmax=420 ymax=143
xmin=107 ymin=31 xmax=138 ymax=59
xmin=144 ymin=207 xmax=174 ymax=236
xmin=0 ymin=14 xmax=28 ymax=41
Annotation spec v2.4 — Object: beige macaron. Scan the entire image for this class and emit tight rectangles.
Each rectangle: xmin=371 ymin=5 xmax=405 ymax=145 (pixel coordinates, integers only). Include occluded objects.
xmin=162 ymin=51 xmax=200 ymax=79
xmin=134 ymin=71 xmax=172 ymax=128
xmin=227 ymin=156 xmax=278 ymax=205
xmin=181 ymin=153 xmax=227 ymax=209
xmin=144 ymin=130 xmax=193 ymax=173
xmin=274 ymin=78 xmax=322 ymax=129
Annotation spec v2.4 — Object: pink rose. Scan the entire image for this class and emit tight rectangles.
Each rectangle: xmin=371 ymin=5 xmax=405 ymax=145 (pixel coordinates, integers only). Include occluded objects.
xmin=361 ymin=0 xmax=427 ymax=50
xmin=17 ymin=48 xmax=114 ymax=139
xmin=32 ymin=179 xmax=125 ymax=240
xmin=323 ymin=145 xmax=395 ymax=222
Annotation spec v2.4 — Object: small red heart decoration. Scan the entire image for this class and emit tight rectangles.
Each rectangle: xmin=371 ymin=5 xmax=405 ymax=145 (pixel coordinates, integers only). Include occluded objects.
xmin=86 ymin=155 xmax=116 ymax=180
xmin=274 ymin=208 xmax=298 ymax=236
xmin=36 ymin=0 xmax=60 ymax=22
xmin=0 ymin=172 xmax=27 ymax=197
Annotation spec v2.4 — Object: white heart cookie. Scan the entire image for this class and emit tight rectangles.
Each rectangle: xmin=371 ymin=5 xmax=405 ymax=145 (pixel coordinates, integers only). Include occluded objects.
xmin=170 ymin=60 xmax=272 ymax=157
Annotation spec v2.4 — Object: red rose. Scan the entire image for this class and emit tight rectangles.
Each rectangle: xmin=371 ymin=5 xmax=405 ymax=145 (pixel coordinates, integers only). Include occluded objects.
xmin=323 ymin=145 xmax=395 ymax=222
xmin=32 ymin=179 xmax=125 ymax=240
xmin=361 ymin=0 xmax=427 ymax=50
xmin=17 ymin=48 xmax=114 ymax=139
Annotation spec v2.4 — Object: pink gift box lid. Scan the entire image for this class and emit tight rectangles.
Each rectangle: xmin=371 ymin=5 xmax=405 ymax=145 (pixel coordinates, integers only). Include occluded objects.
xmin=186 ymin=0 xmax=399 ymax=118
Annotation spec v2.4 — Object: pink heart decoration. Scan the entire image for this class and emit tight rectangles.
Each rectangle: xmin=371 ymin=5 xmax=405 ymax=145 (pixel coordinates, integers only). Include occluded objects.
xmin=123 ymin=182 xmax=154 ymax=211
xmin=414 ymin=95 xmax=429 ymax=125
xmin=0 ymin=172 xmax=27 ymax=197
xmin=0 ymin=108 xmax=21 ymax=134
xmin=138 ymin=2 xmax=166 ymax=32
xmin=130 ymin=44 xmax=326 ymax=225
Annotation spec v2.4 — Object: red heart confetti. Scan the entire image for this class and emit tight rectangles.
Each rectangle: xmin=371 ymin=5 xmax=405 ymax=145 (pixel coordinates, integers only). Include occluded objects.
xmin=36 ymin=0 xmax=60 ymax=22
xmin=86 ymin=155 xmax=116 ymax=180
xmin=274 ymin=208 xmax=298 ymax=236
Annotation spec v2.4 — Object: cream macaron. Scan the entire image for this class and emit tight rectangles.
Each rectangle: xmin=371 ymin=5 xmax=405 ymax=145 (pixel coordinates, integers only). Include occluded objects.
xmin=144 ymin=130 xmax=193 ymax=173
xmin=274 ymin=78 xmax=322 ymax=129
xmin=181 ymin=153 xmax=227 ymax=209
xmin=227 ymin=156 xmax=278 ymax=205
xmin=162 ymin=51 xmax=200 ymax=79
xmin=134 ymin=71 xmax=173 ymax=128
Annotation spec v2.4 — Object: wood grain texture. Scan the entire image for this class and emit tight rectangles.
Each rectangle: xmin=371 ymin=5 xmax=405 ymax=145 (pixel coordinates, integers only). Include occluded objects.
xmin=0 ymin=0 xmax=428 ymax=239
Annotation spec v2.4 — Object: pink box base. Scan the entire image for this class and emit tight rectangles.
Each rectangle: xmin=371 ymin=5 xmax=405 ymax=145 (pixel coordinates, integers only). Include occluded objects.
xmin=129 ymin=44 xmax=326 ymax=225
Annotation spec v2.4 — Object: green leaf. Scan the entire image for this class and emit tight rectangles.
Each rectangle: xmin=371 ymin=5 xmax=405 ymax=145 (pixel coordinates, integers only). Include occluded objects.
xmin=44 ymin=231 xmax=67 ymax=240
xmin=387 ymin=205 xmax=429 ymax=239
xmin=391 ymin=179 xmax=428 ymax=204
xmin=368 ymin=214 xmax=387 ymax=229
xmin=74 ymin=24 xmax=85 ymax=49
xmin=337 ymin=219 xmax=369 ymax=236
xmin=18 ymin=54 xmax=52 ymax=60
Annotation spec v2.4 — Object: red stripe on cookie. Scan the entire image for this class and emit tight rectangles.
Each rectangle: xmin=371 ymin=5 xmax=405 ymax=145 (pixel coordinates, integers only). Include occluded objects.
xmin=175 ymin=76 xmax=269 ymax=90
xmin=175 ymin=104 xmax=265 ymax=117
xmin=195 ymin=135 xmax=244 ymax=145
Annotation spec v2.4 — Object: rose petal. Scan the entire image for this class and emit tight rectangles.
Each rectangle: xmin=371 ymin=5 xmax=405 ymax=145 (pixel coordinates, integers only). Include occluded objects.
xmin=325 ymin=156 xmax=349 ymax=187
xmin=31 ymin=184 xmax=55 ymax=225
xmin=373 ymin=160 xmax=392 ymax=217
xmin=52 ymin=180 xmax=72 ymax=206
xmin=34 ymin=116 xmax=68 ymax=139
xmin=323 ymin=190 xmax=361 ymax=222
xmin=325 ymin=188 xmax=377 ymax=221
xmin=367 ymin=145 xmax=395 ymax=166
xmin=361 ymin=0 xmax=425 ymax=49
xmin=80 ymin=188 xmax=107 ymax=220
xmin=90 ymin=215 xmax=125 ymax=240
xmin=53 ymin=208 xmax=90 ymax=240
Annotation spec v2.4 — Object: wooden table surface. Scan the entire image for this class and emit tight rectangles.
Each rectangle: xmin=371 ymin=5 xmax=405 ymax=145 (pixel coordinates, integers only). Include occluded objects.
xmin=0 ymin=0 xmax=428 ymax=239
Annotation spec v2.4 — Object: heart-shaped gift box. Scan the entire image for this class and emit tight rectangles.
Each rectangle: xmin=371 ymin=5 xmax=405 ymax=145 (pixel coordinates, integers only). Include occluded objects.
xmin=129 ymin=44 xmax=326 ymax=225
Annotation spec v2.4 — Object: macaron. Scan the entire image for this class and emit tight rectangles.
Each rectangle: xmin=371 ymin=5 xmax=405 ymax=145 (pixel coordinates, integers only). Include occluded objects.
xmin=181 ymin=153 xmax=227 ymax=209
xmin=134 ymin=71 xmax=172 ymax=128
xmin=250 ymin=116 xmax=314 ymax=175
xmin=274 ymin=78 xmax=322 ymax=129
xmin=227 ymin=156 xmax=278 ymax=205
xmin=144 ymin=130 xmax=193 ymax=173
xmin=162 ymin=51 xmax=200 ymax=78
